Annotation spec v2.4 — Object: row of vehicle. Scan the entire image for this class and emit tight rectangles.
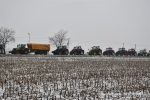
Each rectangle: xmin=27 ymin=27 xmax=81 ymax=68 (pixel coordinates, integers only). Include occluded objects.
xmin=52 ymin=45 xmax=150 ymax=57
xmin=2 ymin=43 xmax=150 ymax=57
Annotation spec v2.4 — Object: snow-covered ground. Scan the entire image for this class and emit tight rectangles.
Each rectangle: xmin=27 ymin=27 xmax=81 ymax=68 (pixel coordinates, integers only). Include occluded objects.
xmin=0 ymin=56 xmax=150 ymax=100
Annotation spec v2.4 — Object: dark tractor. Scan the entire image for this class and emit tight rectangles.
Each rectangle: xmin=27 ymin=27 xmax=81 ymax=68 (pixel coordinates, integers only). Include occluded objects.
xmin=88 ymin=46 xmax=102 ymax=55
xmin=116 ymin=48 xmax=128 ymax=56
xmin=9 ymin=44 xmax=29 ymax=54
xmin=127 ymin=49 xmax=137 ymax=56
xmin=52 ymin=46 xmax=69 ymax=55
xmin=103 ymin=47 xmax=115 ymax=56
xmin=70 ymin=46 xmax=84 ymax=55
xmin=138 ymin=49 xmax=147 ymax=57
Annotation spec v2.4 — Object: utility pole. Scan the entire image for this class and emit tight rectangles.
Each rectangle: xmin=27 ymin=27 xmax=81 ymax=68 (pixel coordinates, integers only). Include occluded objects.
xmin=122 ymin=43 xmax=124 ymax=48
xmin=28 ymin=33 xmax=30 ymax=43
xmin=135 ymin=44 xmax=136 ymax=50
xmin=67 ymin=38 xmax=70 ymax=49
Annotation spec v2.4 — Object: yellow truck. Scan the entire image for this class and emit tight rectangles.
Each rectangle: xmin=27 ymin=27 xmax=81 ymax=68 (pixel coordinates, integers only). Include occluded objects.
xmin=9 ymin=43 xmax=50 ymax=55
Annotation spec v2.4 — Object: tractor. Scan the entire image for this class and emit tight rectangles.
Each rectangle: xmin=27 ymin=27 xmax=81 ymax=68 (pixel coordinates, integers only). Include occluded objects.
xmin=9 ymin=44 xmax=29 ymax=54
xmin=116 ymin=48 xmax=128 ymax=56
xmin=70 ymin=46 xmax=84 ymax=55
xmin=103 ymin=47 xmax=115 ymax=56
xmin=138 ymin=49 xmax=147 ymax=57
xmin=88 ymin=46 xmax=102 ymax=55
xmin=52 ymin=45 xmax=69 ymax=55
xmin=127 ymin=49 xmax=137 ymax=56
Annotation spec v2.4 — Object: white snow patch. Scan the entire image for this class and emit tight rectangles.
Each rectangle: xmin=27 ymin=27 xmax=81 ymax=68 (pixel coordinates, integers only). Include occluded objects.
xmin=0 ymin=88 xmax=4 ymax=96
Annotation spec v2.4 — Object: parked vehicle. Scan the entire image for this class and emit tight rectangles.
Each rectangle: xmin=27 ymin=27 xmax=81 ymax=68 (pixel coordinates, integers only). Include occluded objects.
xmin=70 ymin=46 xmax=84 ymax=55
xmin=52 ymin=45 xmax=69 ymax=55
xmin=9 ymin=43 xmax=50 ymax=55
xmin=127 ymin=49 xmax=137 ymax=56
xmin=138 ymin=49 xmax=147 ymax=57
xmin=116 ymin=48 xmax=128 ymax=56
xmin=103 ymin=47 xmax=115 ymax=56
xmin=88 ymin=46 xmax=102 ymax=55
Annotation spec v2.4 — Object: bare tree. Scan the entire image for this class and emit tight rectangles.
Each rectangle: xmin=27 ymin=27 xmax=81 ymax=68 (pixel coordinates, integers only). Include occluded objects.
xmin=49 ymin=30 xmax=69 ymax=47
xmin=0 ymin=27 xmax=15 ymax=54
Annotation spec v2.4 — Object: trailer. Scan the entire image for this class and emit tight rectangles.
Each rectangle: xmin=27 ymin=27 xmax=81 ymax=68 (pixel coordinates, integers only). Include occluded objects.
xmin=27 ymin=43 xmax=50 ymax=55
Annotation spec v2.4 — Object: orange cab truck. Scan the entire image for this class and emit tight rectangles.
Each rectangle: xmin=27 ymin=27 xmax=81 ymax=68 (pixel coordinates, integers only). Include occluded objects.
xmin=9 ymin=43 xmax=50 ymax=55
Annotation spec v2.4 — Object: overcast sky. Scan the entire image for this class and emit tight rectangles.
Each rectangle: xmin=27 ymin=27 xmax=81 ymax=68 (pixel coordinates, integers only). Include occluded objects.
xmin=0 ymin=0 xmax=150 ymax=52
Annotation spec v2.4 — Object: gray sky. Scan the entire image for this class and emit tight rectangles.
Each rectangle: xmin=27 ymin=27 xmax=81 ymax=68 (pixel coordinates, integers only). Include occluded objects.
xmin=0 ymin=0 xmax=150 ymax=52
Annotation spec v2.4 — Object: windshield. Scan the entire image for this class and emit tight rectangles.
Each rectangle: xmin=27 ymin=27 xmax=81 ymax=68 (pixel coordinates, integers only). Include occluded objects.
xmin=119 ymin=48 xmax=125 ymax=51
xmin=106 ymin=48 xmax=112 ymax=51
xmin=17 ymin=44 xmax=26 ymax=49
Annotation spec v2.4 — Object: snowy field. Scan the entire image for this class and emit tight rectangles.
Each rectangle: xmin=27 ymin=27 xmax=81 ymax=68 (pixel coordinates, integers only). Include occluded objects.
xmin=0 ymin=56 xmax=150 ymax=100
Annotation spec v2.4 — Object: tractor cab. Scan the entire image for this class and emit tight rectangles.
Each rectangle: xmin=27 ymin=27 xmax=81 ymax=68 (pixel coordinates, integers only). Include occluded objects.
xmin=88 ymin=46 xmax=102 ymax=55
xmin=73 ymin=46 xmax=82 ymax=50
xmin=138 ymin=49 xmax=147 ymax=56
xmin=127 ymin=48 xmax=137 ymax=56
xmin=118 ymin=47 xmax=126 ymax=52
xmin=92 ymin=46 xmax=100 ymax=49
xmin=103 ymin=47 xmax=115 ymax=56
xmin=58 ymin=45 xmax=67 ymax=49
xmin=106 ymin=47 xmax=112 ymax=51
xmin=70 ymin=46 xmax=84 ymax=55
xmin=17 ymin=44 xmax=26 ymax=49
xmin=52 ymin=45 xmax=69 ymax=55
xmin=116 ymin=47 xmax=128 ymax=56
xmin=9 ymin=44 xmax=29 ymax=54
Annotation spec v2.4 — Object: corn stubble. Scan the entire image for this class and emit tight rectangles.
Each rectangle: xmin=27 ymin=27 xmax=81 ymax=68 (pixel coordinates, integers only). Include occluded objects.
xmin=0 ymin=56 xmax=150 ymax=100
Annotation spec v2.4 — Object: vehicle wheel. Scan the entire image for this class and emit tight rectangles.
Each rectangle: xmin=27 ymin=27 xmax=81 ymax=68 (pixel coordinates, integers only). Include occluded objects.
xmin=81 ymin=51 xmax=84 ymax=55
xmin=59 ymin=52 xmax=62 ymax=55
xmin=24 ymin=49 xmax=29 ymax=54
xmin=98 ymin=52 xmax=101 ymax=55
xmin=24 ymin=51 xmax=28 ymax=54
xmin=74 ymin=52 xmax=77 ymax=55
xmin=66 ymin=51 xmax=69 ymax=55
